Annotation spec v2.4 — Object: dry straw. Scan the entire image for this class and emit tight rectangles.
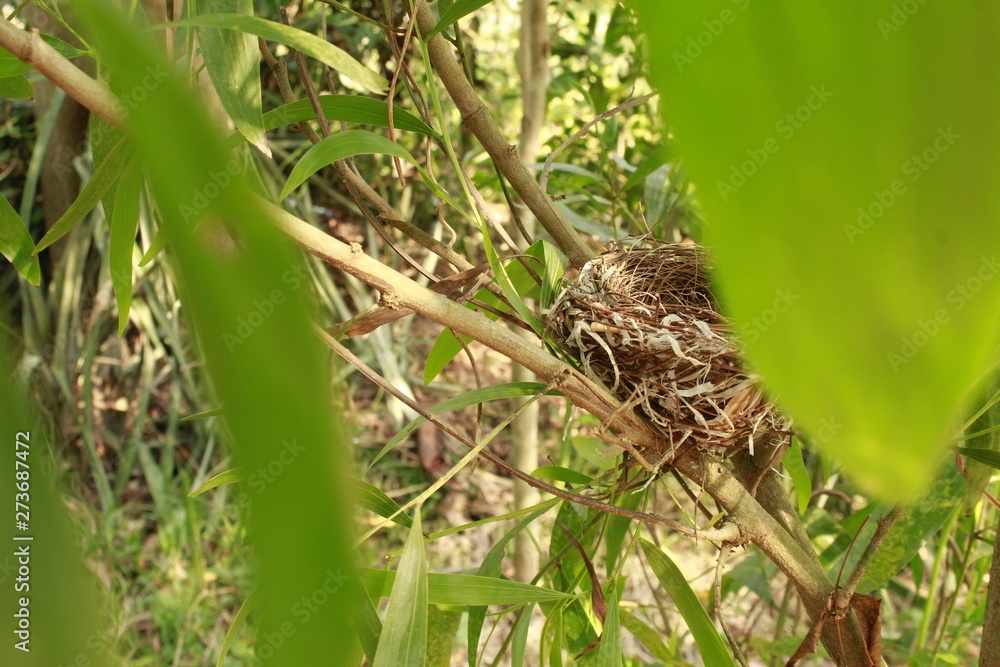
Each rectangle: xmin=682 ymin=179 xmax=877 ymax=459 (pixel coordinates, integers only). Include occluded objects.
xmin=547 ymin=241 xmax=788 ymax=463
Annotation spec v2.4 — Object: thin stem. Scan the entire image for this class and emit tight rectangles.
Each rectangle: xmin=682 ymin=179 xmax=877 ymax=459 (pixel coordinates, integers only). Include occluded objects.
xmin=837 ymin=506 xmax=902 ymax=608
xmin=916 ymin=506 xmax=961 ymax=651
xmin=714 ymin=545 xmax=750 ymax=667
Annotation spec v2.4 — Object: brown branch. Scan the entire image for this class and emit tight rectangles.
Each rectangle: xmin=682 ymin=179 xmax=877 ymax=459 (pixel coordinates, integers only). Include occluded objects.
xmin=837 ymin=506 xmax=902 ymax=609
xmin=408 ymin=0 xmax=594 ymax=269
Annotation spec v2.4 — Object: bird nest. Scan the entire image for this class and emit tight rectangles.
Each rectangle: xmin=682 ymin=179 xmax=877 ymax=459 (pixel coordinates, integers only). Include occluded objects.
xmin=547 ymin=242 xmax=787 ymax=461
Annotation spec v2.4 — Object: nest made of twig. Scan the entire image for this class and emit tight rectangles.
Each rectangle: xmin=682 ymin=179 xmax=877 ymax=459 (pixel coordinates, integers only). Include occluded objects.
xmin=547 ymin=241 xmax=787 ymax=461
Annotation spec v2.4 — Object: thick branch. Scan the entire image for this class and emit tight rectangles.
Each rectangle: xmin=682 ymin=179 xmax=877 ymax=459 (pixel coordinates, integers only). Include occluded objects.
xmin=0 ymin=20 xmax=124 ymax=130
xmin=409 ymin=0 xmax=594 ymax=269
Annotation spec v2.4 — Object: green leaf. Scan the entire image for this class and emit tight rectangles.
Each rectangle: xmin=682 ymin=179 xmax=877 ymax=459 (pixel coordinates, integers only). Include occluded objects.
xmin=427 ymin=0 xmax=497 ymax=39
xmin=604 ymin=488 xmax=643 ymax=578
xmin=139 ymin=225 xmax=169 ymax=266
xmin=596 ymin=583 xmax=623 ymax=667
xmin=260 ymin=95 xmax=439 ymax=138
xmin=216 ymin=589 xmax=258 ymax=667
xmin=34 ymin=138 xmax=133 ymax=254
xmin=366 ymin=382 xmax=554 ymax=472
xmin=620 ymin=611 xmax=684 ymax=665
xmin=426 ymin=605 xmax=463 ymax=667
xmin=468 ymin=502 xmax=556 ymax=666
xmin=633 ymin=2 xmax=1000 ymax=498
xmin=959 ymin=370 xmax=1000 ymax=512
xmin=373 ymin=511 xmax=427 ymax=667
xmin=531 ymin=465 xmax=594 ymax=485
xmin=110 ymin=159 xmax=142 ymax=336
xmin=180 ymin=408 xmax=224 ymax=421
xmin=424 ymin=329 xmax=470 ymax=385
xmin=639 ymin=538 xmax=733 ymax=666
xmin=280 ymin=129 xmax=419 ymax=200
xmin=0 ymin=193 xmax=41 ymax=286
xmin=849 ymin=460 xmax=964 ymax=593
xmin=188 ymin=468 xmax=243 ymax=497
xmin=784 ymin=437 xmax=812 ymax=515
xmin=363 ymin=570 xmax=572 ymax=606
xmin=164 ymin=14 xmax=387 ymax=94
xmin=541 ymin=240 xmax=568 ymax=311
xmin=350 ymin=478 xmax=413 ymax=528
xmin=194 ymin=0 xmax=269 ymax=156
xmin=356 ymin=580 xmax=383 ymax=664
xmin=955 ymin=446 xmax=1000 ymax=471
xmin=0 ymin=74 xmax=33 ymax=99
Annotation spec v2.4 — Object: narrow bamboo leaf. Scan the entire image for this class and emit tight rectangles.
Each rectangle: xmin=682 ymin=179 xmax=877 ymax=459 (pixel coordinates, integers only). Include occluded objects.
xmin=362 ymin=570 xmax=572 ymax=606
xmin=955 ymin=446 xmax=1000 ymax=471
xmin=195 ymin=0 xmax=269 ymax=155
xmin=0 ymin=74 xmax=33 ymax=99
xmin=110 ymin=159 xmax=142 ymax=336
xmin=350 ymin=477 xmax=413 ymax=528
xmin=531 ymin=465 xmax=594 ymax=485
xmin=216 ymin=589 xmax=258 ymax=667
xmin=620 ymin=611 xmax=685 ymax=665
xmin=427 ymin=0 xmax=496 ymax=39
xmin=261 ymin=95 xmax=439 ymax=138
xmin=0 ymin=193 xmax=41 ymax=285
xmin=139 ymin=224 xmax=169 ymax=266
xmin=34 ymin=138 xmax=133 ymax=254
xmin=784 ymin=437 xmax=812 ymax=515
xmin=424 ymin=329 xmax=470 ymax=384
xmin=851 ymin=461 xmax=964 ymax=593
xmin=366 ymin=382 xmax=553 ymax=471
xmin=280 ymin=130 xmax=419 ymax=199
xmin=468 ymin=503 xmax=555 ymax=666
xmin=188 ymin=468 xmax=243 ymax=497
xmin=164 ymin=14 xmax=387 ymax=94
xmin=373 ymin=512 xmax=427 ymax=667
xmin=480 ymin=224 xmax=543 ymax=334
xmin=639 ymin=538 xmax=733 ymax=666
xmin=510 ymin=604 xmax=532 ymax=667
xmin=596 ymin=584 xmax=623 ymax=667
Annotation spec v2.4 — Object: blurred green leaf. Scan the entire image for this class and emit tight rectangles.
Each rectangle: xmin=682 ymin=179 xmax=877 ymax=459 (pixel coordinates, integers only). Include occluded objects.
xmin=260 ymin=95 xmax=439 ymax=138
xmin=363 ymin=570 xmax=572 ymax=605
xmin=164 ymin=13 xmax=387 ymax=94
xmin=195 ymin=0 xmax=269 ymax=155
xmin=958 ymin=370 xmax=1000 ymax=512
xmin=633 ymin=2 xmax=1000 ymax=498
xmin=0 ymin=74 xmax=32 ymax=98
xmin=109 ymin=159 xmax=142 ymax=336
xmin=188 ymin=468 xmax=243 ymax=497
xmin=350 ymin=478 xmax=413 ymax=528
xmin=34 ymin=137 xmax=132 ymax=254
xmin=620 ymin=611 xmax=684 ymax=665
xmin=604 ymin=487 xmax=642 ymax=578
xmin=532 ymin=465 xmax=594 ymax=485
xmin=0 ymin=193 xmax=41 ymax=285
xmin=373 ymin=511 xmax=428 ymax=667
xmin=426 ymin=605 xmax=462 ymax=667
xmin=640 ymin=538 xmax=733 ymax=666
xmin=427 ymin=0 xmax=497 ymax=39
